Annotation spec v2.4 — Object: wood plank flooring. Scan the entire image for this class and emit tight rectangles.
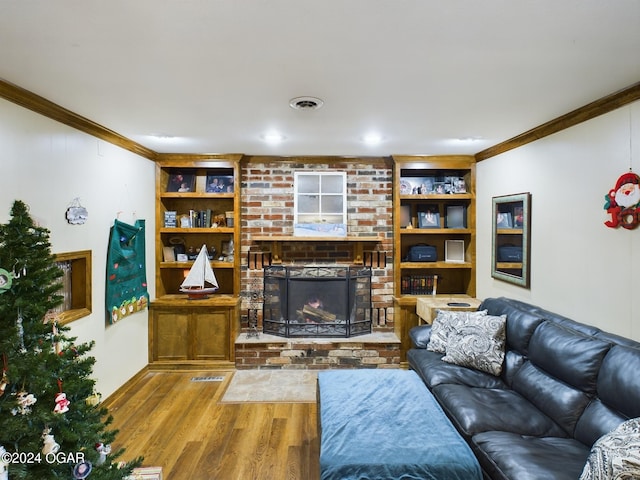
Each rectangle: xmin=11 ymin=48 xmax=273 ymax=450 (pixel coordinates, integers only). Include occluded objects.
xmin=106 ymin=370 xmax=320 ymax=480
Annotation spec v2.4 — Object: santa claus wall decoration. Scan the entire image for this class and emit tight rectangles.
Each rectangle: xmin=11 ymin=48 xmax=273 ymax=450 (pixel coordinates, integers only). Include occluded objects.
xmin=604 ymin=170 xmax=640 ymax=229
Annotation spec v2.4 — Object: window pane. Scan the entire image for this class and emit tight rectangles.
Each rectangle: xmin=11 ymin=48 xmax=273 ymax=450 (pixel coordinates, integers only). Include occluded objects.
xmin=298 ymin=195 xmax=319 ymax=213
xmin=322 ymin=175 xmax=344 ymax=193
xmin=321 ymin=214 xmax=345 ymax=224
xmin=297 ymin=175 xmax=319 ymax=193
xmin=321 ymin=195 xmax=343 ymax=213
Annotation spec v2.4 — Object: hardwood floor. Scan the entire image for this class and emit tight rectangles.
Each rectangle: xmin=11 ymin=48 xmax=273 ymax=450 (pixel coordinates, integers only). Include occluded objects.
xmin=106 ymin=370 xmax=320 ymax=480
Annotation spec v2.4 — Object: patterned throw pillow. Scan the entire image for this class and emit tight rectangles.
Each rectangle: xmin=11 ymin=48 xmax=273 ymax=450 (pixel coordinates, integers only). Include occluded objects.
xmin=427 ymin=309 xmax=488 ymax=354
xmin=579 ymin=417 xmax=640 ymax=480
xmin=442 ymin=314 xmax=507 ymax=376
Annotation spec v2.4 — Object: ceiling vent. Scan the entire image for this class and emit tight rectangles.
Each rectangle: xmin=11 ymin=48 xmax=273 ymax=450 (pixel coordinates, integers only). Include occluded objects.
xmin=289 ymin=96 xmax=324 ymax=110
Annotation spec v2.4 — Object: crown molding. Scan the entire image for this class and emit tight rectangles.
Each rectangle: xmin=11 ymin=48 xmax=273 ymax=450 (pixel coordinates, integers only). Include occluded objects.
xmin=475 ymin=81 xmax=640 ymax=162
xmin=0 ymin=78 xmax=158 ymax=161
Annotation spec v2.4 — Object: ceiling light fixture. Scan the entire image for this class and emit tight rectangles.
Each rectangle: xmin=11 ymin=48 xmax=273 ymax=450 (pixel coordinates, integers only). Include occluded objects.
xmin=289 ymin=96 xmax=324 ymax=111
xmin=363 ymin=133 xmax=383 ymax=146
xmin=261 ymin=132 xmax=286 ymax=144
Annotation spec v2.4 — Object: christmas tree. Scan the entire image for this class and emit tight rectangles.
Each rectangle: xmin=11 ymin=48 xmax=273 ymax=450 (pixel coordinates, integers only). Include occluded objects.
xmin=0 ymin=200 xmax=141 ymax=480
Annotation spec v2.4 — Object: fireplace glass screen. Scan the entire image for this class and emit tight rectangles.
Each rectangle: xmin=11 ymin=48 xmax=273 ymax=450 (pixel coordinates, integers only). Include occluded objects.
xmin=263 ymin=266 xmax=372 ymax=337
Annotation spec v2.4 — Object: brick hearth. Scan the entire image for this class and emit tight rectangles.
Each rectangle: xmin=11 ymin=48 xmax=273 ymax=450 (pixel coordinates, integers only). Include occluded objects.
xmin=235 ymin=332 xmax=401 ymax=369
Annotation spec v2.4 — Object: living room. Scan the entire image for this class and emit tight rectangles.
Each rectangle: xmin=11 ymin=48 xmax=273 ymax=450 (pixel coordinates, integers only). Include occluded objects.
xmin=1 ymin=2 xmax=640 ymax=479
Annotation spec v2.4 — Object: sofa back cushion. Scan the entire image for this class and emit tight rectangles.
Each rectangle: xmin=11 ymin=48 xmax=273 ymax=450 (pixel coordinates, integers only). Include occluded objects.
xmin=596 ymin=345 xmax=640 ymax=419
xmin=512 ymin=322 xmax=610 ymax=436
xmin=513 ymin=361 xmax=591 ymax=436
xmin=480 ymin=297 xmax=543 ymax=355
xmin=528 ymin=322 xmax=610 ymax=394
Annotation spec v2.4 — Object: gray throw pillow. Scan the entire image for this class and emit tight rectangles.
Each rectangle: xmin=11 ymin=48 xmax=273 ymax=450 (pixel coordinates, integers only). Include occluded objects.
xmin=427 ymin=309 xmax=487 ymax=354
xmin=442 ymin=314 xmax=507 ymax=376
xmin=579 ymin=417 xmax=640 ymax=480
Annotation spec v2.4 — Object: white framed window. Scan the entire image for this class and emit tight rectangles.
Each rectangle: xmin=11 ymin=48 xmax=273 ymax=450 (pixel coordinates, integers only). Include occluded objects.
xmin=293 ymin=171 xmax=347 ymax=237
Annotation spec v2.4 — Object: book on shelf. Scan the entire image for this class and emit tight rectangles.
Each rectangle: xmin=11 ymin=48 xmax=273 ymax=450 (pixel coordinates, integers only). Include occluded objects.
xmin=401 ymin=274 xmax=438 ymax=295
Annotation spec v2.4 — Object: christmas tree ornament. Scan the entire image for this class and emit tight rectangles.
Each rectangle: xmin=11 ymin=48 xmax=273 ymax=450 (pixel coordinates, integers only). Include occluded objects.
xmin=11 ymin=390 xmax=37 ymax=415
xmin=95 ymin=442 xmax=111 ymax=465
xmin=85 ymin=390 xmax=102 ymax=407
xmin=41 ymin=428 xmax=60 ymax=455
xmin=72 ymin=460 xmax=93 ymax=479
xmin=0 ymin=354 xmax=8 ymax=396
xmin=53 ymin=379 xmax=70 ymax=414
xmin=16 ymin=309 xmax=26 ymax=353
xmin=0 ymin=446 xmax=8 ymax=480
xmin=0 ymin=268 xmax=12 ymax=294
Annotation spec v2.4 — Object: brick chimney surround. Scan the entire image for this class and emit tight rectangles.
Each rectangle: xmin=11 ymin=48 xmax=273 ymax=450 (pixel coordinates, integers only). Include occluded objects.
xmin=236 ymin=156 xmax=400 ymax=369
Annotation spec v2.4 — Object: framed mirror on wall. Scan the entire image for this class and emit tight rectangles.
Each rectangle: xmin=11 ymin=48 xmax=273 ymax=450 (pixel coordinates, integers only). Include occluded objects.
xmin=492 ymin=193 xmax=531 ymax=288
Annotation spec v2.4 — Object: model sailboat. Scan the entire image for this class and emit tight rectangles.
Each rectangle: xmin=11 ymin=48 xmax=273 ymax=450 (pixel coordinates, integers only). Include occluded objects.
xmin=180 ymin=244 xmax=219 ymax=299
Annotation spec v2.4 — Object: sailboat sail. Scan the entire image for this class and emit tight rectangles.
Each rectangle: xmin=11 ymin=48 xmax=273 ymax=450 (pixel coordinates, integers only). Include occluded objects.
xmin=180 ymin=245 xmax=219 ymax=294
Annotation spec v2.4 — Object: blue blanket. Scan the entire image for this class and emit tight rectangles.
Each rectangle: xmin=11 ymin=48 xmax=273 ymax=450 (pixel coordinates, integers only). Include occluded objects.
xmin=318 ymin=369 xmax=482 ymax=480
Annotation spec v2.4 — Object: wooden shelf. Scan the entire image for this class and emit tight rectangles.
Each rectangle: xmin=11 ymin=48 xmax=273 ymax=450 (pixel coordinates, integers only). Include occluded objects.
xmin=160 ymin=192 xmax=234 ymax=199
xmin=160 ymin=227 xmax=234 ymax=234
xmin=400 ymin=261 xmax=473 ymax=269
xmin=399 ymin=193 xmax=473 ymax=200
xmin=252 ymin=235 xmax=380 ymax=242
xmin=151 ymin=294 xmax=239 ymax=307
xmin=400 ymin=228 xmax=472 ymax=235
xmin=496 ymin=262 xmax=523 ymax=269
xmin=160 ymin=261 xmax=235 ymax=269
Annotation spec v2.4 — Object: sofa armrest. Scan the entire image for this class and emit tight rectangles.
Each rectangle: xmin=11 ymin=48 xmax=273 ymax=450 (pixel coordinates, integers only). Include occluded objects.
xmin=409 ymin=325 xmax=432 ymax=349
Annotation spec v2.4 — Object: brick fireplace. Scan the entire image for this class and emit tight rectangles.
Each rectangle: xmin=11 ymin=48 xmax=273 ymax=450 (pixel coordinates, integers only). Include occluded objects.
xmin=236 ymin=156 xmax=399 ymax=368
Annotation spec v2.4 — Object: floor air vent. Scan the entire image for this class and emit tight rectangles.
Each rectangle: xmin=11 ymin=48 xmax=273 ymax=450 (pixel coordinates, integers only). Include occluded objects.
xmin=191 ymin=376 xmax=225 ymax=382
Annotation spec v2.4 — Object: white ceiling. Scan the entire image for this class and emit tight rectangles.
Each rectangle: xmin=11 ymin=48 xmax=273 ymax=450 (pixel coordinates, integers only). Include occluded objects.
xmin=1 ymin=0 xmax=639 ymax=157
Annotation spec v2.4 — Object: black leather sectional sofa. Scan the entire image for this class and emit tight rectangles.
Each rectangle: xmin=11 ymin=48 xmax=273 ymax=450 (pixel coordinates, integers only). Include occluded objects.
xmin=407 ymin=297 xmax=640 ymax=480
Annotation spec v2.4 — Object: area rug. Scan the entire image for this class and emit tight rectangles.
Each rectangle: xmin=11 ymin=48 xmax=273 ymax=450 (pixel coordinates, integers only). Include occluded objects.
xmin=219 ymin=370 xmax=318 ymax=403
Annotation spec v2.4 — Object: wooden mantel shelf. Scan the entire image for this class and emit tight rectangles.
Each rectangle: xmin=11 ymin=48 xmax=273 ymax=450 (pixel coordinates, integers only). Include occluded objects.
xmin=251 ymin=235 xmax=382 ymax=265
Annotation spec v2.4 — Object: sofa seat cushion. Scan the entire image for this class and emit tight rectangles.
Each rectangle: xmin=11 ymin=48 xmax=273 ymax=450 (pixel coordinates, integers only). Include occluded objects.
xmin=433 ymin=384 xmax=567 ymax=438
xmin=473 ymin=431 xmax=590 ymax=480
xmin=407 ymin=349 xmax=507 ymax=390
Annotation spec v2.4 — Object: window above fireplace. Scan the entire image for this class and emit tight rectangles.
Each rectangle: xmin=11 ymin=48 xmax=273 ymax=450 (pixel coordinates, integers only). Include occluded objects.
xmin=294 ymin=171 xmax=347 ymax=237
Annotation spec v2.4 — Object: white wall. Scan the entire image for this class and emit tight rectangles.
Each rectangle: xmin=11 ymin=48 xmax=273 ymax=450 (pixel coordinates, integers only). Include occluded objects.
xmin=0 ymin=98 xmax=156 ymax=398
xmin=477 ymin=100 xmax=640 ymax=341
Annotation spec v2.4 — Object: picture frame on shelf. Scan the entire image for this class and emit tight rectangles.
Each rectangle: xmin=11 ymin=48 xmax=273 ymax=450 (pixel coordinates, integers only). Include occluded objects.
xmin=513 ymin=206 xmax=524 ymax=228
xmin=399 ymin=176 xmax=434 ymax=194
xmin=206 ymin=175 xmax=234 ymax=193
xmin=445 ymin=205 xmax=466 ymax=228
xmin=496 ymin=211 xmax=513 ymax=228
xmin=417 ymin=205 xmax=440 ymax=228
xmin=399 ymin=205 xmax=412 ymax=228
xmin=445 ymin=240 xmax=465 ymax=263
xmin=166 ymin=173 xmax=195 ymax=193
xmin=163 ymin=211 xmax=177 ymax=228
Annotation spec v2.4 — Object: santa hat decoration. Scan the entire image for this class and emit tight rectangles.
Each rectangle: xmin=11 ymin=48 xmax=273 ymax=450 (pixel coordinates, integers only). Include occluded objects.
xmin=615 ymin=171 xmax=640 ymax=191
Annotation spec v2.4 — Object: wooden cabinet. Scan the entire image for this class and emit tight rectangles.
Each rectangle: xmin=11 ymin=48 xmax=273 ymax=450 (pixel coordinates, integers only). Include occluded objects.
xmin=150 ymin=155 xmax=242 ymax=367
xmin=392 ymin=155 xmax=476 ymax=363
xmin=149 ymin=298 xmax=238 ymax=367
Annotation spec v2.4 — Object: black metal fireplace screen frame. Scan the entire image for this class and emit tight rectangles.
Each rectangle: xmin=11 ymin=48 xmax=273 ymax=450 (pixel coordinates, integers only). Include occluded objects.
xmin=262 ymin=265 xmax=372 ymax=338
